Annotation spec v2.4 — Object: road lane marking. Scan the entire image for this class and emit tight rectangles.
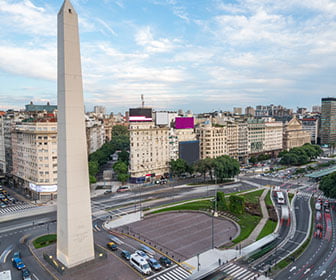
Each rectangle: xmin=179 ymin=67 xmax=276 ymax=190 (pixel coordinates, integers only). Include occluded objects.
xmin=0 ymin=245 xmax=13 ymax=263
xmin=304 ymin=268 xmax=311 ymax=274
xmin=290 ymin=266 xmax=296 ymax=272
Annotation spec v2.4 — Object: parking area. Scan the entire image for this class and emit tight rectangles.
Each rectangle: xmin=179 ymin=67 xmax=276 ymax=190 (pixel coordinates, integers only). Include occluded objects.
xmin=123 ymin=212 xmax=238 ymax=260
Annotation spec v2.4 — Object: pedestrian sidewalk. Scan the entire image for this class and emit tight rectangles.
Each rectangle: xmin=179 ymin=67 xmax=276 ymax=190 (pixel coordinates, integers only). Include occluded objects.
xmin=104 ymin=211 xmax=142 ymax=229
xmin=239 ymin=188 xmax=270 ymax=247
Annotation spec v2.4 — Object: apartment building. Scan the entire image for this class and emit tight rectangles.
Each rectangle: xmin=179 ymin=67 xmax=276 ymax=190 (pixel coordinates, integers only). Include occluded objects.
xmin=197 ymin=122 xmax=228 ymax=159
xmin=129 ymin=122 xmax=169 ymax=182
xmin=85 ymin=116 xmax=105 ymax=154
xmin=237 ymin=122 xmax=249 ymax=162
xmin=227 ymin=123 xmax=239 ymax=159
xmin=248 ymin=119 xmax=265 ymax=154
xmin=264 ymin=121 xmax=283 ymax=153
xmin=11 ymin=121 xmax=58 ymax=201
xmin=302 ymin=117 xmax=319 ymax=144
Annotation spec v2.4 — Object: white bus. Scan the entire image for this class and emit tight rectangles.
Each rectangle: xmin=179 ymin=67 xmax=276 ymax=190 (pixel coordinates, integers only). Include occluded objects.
xmin=277 ymin=191 xmax=285 ymax=204
xmin=130 ymin=253 xmax=152 ymax=275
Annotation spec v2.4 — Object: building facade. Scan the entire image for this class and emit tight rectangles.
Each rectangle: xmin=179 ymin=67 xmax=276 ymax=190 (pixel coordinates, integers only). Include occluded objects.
xmin=320 ymin=97 xmax=336 ymax=145
xmin=302 ymin=117 xmax=319 ymax=144
xmin=11 ymin=121 xmax=58 ymax=201
xmin=283 ymin=117 xmax=311 ymax=150
xmin=264 ymin=121 xmax=283 ymax=153
xmin=85 ymin=116 xmax=105 ymax=154
xmin=197 ymin=123 xmax=228 ymax=159
xmin=129 ymin=122 xmax=169 ymax=182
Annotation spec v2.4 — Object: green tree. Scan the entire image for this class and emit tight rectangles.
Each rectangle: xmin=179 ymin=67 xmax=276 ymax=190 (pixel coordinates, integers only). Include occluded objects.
xmin=113 ymin=161 xmax=128 ymax=174
xmin=118 ymin=150 xmax=129 ymax=163
xmin=88 ymin=160 xmax=99 ymax=177
xmin=229 ymin=195 xmax=245 ymax=214
xmin=170 ymin=159 xmax=188 ymax=177
xmin=89 ymin=175 xmax=97 ymax=184
xmin=193 ymin=158 xmax=215 ymax=181
xmin=117 ymin=173 xmax=130 ymax=184
xmin=213 ymin=155 xmax=240 ymax=183
xmin=320 ymin=172 xmax=336 ymax=198
xmin=216 ymin=191 xmax=228 ymax=211
xmin=112 ymin=125 xmax=129 ymax=138
xmin=249 ymin=156 xmax=257 ymax=164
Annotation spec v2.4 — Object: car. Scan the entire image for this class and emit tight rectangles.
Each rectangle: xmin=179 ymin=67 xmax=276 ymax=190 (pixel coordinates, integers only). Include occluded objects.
xmin=0 ymin=203 xmax=6 ymax=208
xmin=314 ymin=229 xmax=322 ymax=239
xmin=121 ymin=250 xmax=131 ymax=260
xmin=22 ymin=268 xmax=32 ymax=280
xmin=324 ymin=200 xmax=330 ymax=208
xmin=148 ymin=258 xmax=161 ymax=270
xmin=316 ymin=223 xmax=323 ymax=230
xmin=159 ymin=256 xmax=172 ymax=267
xmin=117 ymin=186 xmax=130 ymax=192
xmin=107 ymin=242 xmax=118 ymax=251
xmin=12 ymin=257 xmax=25 ymax=270
xmin=104 ymin=190 xmax=112 ymax=195
xmin=12 ymin=252 xmax=21 ymax=261
xmin=135 ymin=250 xmax=149 ymax=260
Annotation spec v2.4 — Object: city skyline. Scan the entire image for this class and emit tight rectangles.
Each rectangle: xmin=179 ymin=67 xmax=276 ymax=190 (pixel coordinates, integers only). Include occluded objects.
xmin=0 ymin=0 xmax=336 ymax=113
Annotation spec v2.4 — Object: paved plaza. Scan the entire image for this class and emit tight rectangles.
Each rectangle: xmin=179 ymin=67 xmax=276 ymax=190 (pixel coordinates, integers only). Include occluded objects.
xmin=124 ymin=212 xmax=238 ymax=260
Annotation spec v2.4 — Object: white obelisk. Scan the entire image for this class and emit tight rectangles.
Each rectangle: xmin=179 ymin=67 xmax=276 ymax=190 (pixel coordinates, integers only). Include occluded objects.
xmin=57 ymin=0 xmax=95 ymax=268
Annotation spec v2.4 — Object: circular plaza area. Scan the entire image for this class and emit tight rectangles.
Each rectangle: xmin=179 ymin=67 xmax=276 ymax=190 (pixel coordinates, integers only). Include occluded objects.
xmin=122 ymin=211 xmax=239 ymax=260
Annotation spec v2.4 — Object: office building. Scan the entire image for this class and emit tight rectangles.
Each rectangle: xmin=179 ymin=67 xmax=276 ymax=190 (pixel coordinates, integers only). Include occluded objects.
xmin=320 ymin=97 xmax=336 ymax=145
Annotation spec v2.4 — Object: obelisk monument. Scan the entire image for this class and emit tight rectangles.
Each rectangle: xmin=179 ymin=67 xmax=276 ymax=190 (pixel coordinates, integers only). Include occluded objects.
xmin=57 ymin=0 xmax=95 ymax=268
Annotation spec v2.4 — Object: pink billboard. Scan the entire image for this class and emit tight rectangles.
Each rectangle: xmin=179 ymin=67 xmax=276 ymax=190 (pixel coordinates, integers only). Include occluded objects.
xmin=175 ymin=117 xmax=194 ymax=129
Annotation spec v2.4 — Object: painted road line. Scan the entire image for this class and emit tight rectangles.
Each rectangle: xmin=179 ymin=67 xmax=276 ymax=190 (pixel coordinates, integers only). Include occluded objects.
xmin=0 ymin=245 xmax=13 ymax=263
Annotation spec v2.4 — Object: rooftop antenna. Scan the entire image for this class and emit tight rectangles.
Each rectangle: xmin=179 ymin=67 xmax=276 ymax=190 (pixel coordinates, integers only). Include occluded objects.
xmin=141 ymin=94 xmax=144 ymax=108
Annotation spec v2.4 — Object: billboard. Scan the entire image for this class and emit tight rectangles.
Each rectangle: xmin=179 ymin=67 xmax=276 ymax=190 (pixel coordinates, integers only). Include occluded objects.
xmin=179 ymin=140 xmax=200 ymax=165
xmin=29 ymin=183 xmax=57 ymax=193
xmin=129 ymin=108 xmax=152 ymax=122
xmin=156 ymin=111 xmax=169 ymax=125
xmin=175 ymin=117 xmax=194 ymax=129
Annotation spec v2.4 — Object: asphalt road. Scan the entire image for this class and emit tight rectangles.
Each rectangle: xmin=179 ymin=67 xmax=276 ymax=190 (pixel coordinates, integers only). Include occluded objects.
xmin=275 ymin=201 xmax=336 ymax=280
xmin=250 ymin=191 xmax=311 ymax=274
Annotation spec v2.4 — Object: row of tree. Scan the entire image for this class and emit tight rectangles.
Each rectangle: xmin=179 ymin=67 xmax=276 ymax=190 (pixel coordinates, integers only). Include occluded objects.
xmin=278 ymin=143 xmax=323 ymax=166
xmin=88 ymin=125 xmax=130 ymax=183
xmin=170 ymin=155 xmax=240 ymax=183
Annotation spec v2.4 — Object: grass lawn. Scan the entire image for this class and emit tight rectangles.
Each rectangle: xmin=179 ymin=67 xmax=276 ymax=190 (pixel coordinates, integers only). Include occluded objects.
xmin=288 ymin=193 xmax=294 ymax=204
xmin=150 ymin=200 xmax=212 ymax=214
xmin=240 ymin=189 xmax=264 ymax=204
xmin=232 ymin=213 xmax=261 ymax=244
xmin=33 ymin=234 xmax=57 ymax=249
xmin=256 ymin=219 xmax=277 ymax=241
xmin=264 ymin=190 xmax=273 ymax=206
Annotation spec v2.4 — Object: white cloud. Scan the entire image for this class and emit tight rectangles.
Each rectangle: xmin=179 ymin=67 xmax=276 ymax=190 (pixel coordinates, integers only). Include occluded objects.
xmin=0 ymin=44 xmax=56 ymax=81
xmin=135 ymin=26 xmax=178 ymax=53
xmin=0 ymin=0 xmax=55 ymax=36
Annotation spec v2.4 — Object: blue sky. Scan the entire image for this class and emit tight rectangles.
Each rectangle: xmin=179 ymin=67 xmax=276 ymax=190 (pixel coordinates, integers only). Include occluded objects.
xmin=0 ymin=0 xmax=336 ymax=114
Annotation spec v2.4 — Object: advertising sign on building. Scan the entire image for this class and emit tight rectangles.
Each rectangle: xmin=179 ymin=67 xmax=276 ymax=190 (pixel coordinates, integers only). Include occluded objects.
xmin=175 ymin=117 xmax=194 ymax=129
xmin=155 ymin=112 xmax=169 ymax=125
xmin=29 ymin=183 xmax=57 ymax=193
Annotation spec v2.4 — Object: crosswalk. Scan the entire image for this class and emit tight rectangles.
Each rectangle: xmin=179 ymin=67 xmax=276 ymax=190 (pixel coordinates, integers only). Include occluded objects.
xmin=297 ymin=191 xmax=313 ymax=198
xmin=148 ymin=264 xmax=191 ymax=280
xmin=0 ymin=203 xmax=36 ymax=214
xmin=220 ymin=263 xmax=259 ymax=280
